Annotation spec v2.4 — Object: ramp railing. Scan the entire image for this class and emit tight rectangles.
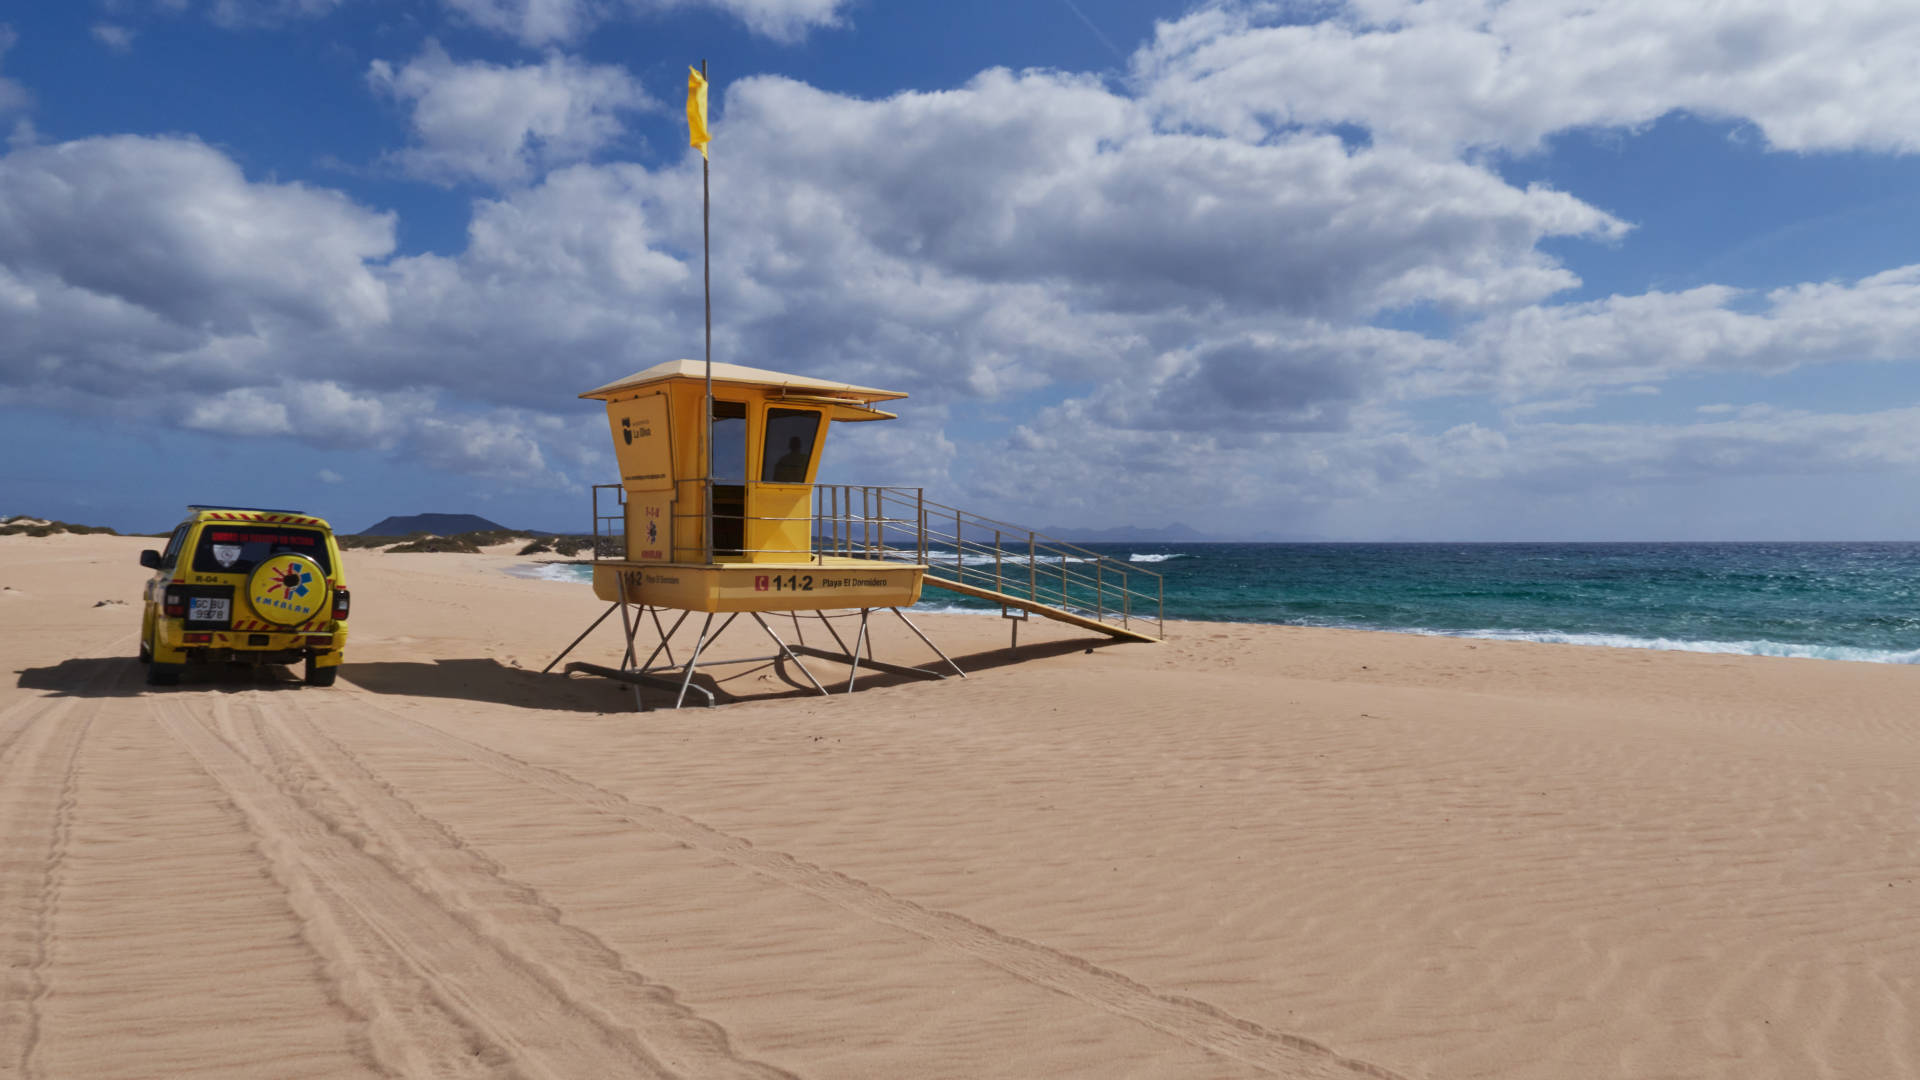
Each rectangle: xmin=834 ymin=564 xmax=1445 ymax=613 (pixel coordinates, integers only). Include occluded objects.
xmin=813 ymin=485 xmax=1164 ymax=640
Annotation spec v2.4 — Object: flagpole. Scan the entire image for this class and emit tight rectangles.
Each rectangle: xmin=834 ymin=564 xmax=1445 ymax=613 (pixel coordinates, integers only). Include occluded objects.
xmin=701 ymin=58 xmax=713 ymax=566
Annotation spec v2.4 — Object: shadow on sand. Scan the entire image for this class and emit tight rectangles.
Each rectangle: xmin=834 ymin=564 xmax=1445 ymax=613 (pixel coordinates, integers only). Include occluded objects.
xmin=347 ymin=633 xmax=1125 ymax=712
xmin=16 ymin=656 xmax=302 ymax=698
xmin=343 ymin=659 xmax=644 ymax=713
xmin=17 ymin=633 xmax=1129 ymax=711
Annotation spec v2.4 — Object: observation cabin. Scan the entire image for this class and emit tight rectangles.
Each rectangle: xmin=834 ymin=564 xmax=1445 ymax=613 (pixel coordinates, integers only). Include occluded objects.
xmin=579 ymin=359 xmax=928 ymax=612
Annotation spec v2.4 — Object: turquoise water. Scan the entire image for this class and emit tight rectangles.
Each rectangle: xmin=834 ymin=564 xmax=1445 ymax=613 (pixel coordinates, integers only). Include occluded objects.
xmin=518 ymin=542 xmax=1920 ymax=663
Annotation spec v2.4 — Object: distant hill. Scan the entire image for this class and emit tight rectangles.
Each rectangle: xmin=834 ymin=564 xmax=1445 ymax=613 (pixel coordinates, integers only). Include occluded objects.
xmin=357 ymin=513 xmax=509 ymax=537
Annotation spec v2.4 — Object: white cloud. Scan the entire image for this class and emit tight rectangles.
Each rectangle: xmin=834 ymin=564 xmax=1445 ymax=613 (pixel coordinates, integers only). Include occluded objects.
xmin=369 ymin=43 xmax=652 ymax=188
xmin=410 ymin=409 xmax=575 ymax=488
xmin=968 ymin=390 xmax=1920 ymax=539
xmin=91 ymin=24 xmax=137 ymax=53
xmin=0 ymin=25 xmax=31 ymax=117
xmin=644 ymin=67 xmax=1625 ymax=419
xmin=318 ymin=468 xmax=345 ymax=484
xmin=174 ymin=381 xmax=575 ymax=488
xmin=0 ymin=136 xmax=393 ymax=338
xmin=181 ymin=381 xmax=415 ymax=445
xmin=1137 ymin=1 xmax=1920 ymax=155
xmin=693 ymin=0 xmax=847 ymax=42
xmin=204 ymin=0 xmax=347 ymax=27
xmin=440 ymin=0 xmax=848 ymax=46
xmin=1467 ymin=407 xmax=1920 ymax=484
xmin=1456 ymin=268 xmax=1920 ymax=402
xmin=439 ymin=0 xmax=603 ymax=46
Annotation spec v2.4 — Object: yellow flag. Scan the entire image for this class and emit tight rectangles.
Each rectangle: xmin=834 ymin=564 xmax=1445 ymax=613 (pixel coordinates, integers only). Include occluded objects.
xmin=687 ymin=66 xmax=710 ymax=160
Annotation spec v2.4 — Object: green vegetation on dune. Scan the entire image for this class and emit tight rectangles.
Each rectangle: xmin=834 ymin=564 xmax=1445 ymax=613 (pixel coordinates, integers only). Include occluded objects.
xmin=356 ymin=529 xmax=602 ymax=556
xmin=385 ymin=535 xmax=486 ymax=554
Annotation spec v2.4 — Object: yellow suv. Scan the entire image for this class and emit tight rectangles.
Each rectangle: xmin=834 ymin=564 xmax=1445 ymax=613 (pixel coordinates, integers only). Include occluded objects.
xmin=138 ymin=506 xmax=350 ymax=687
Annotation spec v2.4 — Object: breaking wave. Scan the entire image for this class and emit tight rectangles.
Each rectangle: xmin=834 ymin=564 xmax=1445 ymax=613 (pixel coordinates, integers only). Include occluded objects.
xmin=1414 ymin=628 xmax=1920 ymax=664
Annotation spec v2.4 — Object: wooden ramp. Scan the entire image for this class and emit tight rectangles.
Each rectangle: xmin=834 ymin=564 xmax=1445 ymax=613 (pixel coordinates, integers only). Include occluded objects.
xmin=923 ymin=575 xmax=1162 ymax=643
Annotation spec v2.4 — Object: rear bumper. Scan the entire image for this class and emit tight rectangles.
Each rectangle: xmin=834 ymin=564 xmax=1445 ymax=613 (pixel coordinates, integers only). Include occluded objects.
xmin=153 ymin=623 xmax=347 ymax=665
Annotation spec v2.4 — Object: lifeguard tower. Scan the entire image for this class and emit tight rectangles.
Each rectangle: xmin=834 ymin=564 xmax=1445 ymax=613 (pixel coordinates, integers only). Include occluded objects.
xmin=547 ymin=359 xmax=959 ymax=706
xmin=547 ymin=358 xmax=1166 ymax=709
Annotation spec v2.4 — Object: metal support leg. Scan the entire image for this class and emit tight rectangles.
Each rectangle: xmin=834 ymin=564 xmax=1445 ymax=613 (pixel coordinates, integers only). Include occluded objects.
xmin=639 ymin=608 xmax=692 ymax=674
xmin=816 ymin=610 xmax=856 ymax=658
xmin=648 ymin=605 xmax=677 ymax=668
xmin=890 ymin=607 xmax=966 ymax=678
xmin=752 ymin=613 xmax=828 ymax=695
xmin=617 ymin=601 xmax=637 ymax=669
xmin=847 ymin=609 xmax=871 ymax=693
xmin=542 ymin=602 xmax=620 ymax=673
xmin=676 ymin=613 xmax=716 ymax=709
xmin=620 ymin=603 xmax=646 ymax=711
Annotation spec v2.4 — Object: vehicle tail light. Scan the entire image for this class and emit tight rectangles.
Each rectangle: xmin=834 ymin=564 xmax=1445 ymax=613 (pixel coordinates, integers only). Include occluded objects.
xmin=184 ymin=633 xmax=212 ymax=644
xmin=163 ymin=587 xmax=186 ymax=618
xmin=304 ymin=634 xmax=334 ymax=647
xmin=332 ymin=588 xmax=350 ymax=621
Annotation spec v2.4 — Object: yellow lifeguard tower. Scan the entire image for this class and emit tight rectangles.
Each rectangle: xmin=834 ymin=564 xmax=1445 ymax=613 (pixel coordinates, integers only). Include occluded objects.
xmin=546 ymin=357 xmax=1167 ymax=710
xmin=548 ymin=358 xmax=963 ymax=707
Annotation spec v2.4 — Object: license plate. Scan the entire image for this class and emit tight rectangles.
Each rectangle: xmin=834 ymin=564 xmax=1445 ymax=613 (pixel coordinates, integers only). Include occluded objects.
xmin=189 ymin=597 xmax=230 ymax=623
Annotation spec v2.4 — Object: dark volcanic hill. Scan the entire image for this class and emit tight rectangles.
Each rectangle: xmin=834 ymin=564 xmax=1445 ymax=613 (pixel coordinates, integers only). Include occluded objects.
xmin=357 ymin=513 xmax=510 ymax=537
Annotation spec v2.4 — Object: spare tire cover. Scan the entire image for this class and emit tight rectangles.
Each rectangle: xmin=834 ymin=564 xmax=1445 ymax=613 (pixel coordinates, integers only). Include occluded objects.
xmin=247 ymin=552 xmax=330 ymax=626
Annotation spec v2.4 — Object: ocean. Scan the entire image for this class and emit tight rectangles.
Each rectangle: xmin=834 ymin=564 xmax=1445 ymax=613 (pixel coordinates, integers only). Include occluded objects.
xmin=514 ymin=542 xmax=1920 ymax=664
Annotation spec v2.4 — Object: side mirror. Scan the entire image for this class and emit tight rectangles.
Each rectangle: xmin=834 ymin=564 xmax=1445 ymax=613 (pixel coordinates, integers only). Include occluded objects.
xmin=140 ymin=550 xmax=163 ymax=570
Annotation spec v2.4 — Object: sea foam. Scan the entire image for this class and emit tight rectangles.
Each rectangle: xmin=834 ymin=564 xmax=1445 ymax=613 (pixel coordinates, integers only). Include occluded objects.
xmin=505 ymin=561 xmax=593 ymax=583
xmin=1420 ymin=628 xmax=1920 ymax=664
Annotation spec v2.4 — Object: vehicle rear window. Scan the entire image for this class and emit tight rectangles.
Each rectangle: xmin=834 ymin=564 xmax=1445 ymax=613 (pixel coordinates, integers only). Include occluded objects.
xmin=192 ymin=527 xmax=332 ymax=575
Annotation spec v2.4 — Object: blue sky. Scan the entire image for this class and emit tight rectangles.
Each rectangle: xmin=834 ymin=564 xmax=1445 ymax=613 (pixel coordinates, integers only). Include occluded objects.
xmin=4 ymin=0 xmax=1920 ymax=539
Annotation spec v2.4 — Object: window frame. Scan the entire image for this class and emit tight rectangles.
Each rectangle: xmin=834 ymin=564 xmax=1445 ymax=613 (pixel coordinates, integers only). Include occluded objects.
xmin=759 ymin=406 xmax=824 ymax=485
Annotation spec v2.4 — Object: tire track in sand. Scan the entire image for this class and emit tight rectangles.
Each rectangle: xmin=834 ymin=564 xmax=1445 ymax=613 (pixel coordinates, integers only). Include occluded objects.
xmin=227 ymin=692 xmax=796 ymax=1080
xmin=0 ymin=676 xmax=111 ymax=1078
xmin=156 ymin=692 xmax=792 ymax=1080
xmin=348 ymin=697 xmax=1410 ymax=1080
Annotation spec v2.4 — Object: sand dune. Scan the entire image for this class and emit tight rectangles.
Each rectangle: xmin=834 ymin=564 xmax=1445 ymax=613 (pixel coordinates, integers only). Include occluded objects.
xmin=3 ymin=533 xmax=1917 ymax=1078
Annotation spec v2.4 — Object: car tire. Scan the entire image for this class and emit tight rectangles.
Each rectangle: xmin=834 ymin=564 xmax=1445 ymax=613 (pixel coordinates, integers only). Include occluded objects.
xmin=304 ymin=657 xmax=338 ymax=687
xmin=146 ymin=662 xmax=182 ymax=687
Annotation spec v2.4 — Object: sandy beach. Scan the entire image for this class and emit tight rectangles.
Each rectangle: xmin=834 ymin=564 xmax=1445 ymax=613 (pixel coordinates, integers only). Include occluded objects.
xmin=4 ymin=532 xmax=1918 ymax=1079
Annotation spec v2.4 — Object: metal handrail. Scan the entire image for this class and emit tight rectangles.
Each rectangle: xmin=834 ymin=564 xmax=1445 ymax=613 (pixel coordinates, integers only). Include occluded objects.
xmin=814 ymin=485 xmax=1164 ymax=639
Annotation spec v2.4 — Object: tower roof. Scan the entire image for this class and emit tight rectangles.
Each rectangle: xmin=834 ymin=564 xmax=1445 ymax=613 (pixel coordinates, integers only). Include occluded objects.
xmin=581 ymin=359 xmax=908 ymax=405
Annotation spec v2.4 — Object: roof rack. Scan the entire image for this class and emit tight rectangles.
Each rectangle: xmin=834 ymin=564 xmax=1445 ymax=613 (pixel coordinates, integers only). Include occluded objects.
xmin=187 ymin=505 xmax=313 ymax=515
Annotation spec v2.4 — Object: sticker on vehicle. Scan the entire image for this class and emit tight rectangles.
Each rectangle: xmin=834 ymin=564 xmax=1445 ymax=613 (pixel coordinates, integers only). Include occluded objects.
xmin=247 ymin=553 xmax=330 ymax=626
